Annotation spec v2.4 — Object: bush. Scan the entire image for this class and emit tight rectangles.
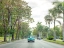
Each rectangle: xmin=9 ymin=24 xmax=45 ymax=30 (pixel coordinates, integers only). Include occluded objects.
xmin=47 ymin=36 xmax=53 ymax=40
xmin=59 ymin=37 xmax=63 ymax=40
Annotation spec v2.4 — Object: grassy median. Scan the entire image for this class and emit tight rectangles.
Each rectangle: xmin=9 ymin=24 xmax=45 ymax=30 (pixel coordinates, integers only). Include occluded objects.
xmin=44 ymin=39 xmax=64 ymax=45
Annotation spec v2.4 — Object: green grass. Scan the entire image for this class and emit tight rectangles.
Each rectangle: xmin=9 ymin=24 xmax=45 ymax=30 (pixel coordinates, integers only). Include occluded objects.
xmin=0 ymin=37 xmax=12 ymax=44
xmin=0 ymin=37 xmax=21 ymax=44
xmin=0 ymin=37 xmax=11 ymax=41
xmin=0 ymin=37 xmax=6 ymax=44
xmin=0 ymin=37 xmax=4 ymax=41
xmin=44 ymin=39 xmax=64 ymax=45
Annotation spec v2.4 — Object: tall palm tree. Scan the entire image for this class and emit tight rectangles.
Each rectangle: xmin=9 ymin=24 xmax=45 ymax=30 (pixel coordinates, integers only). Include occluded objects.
xmin=53 ymin=1 xmax=64 ymax=41
xmin=44 ymin=14 xmax=53 ymax=38
xmin=44 ymin=14 xmax=53 ymax=28
xmin=49 ymin=7 xmax=62 ymax=40
xmin=62 ymin=2 xmax=64 ymax=42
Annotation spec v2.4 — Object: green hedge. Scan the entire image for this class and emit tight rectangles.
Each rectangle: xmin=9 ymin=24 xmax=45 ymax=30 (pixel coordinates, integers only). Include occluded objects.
xmin=59 ymin=37 xmax=63 ymax=40
xmin=47 ymin=36 xmax=53 ymax=40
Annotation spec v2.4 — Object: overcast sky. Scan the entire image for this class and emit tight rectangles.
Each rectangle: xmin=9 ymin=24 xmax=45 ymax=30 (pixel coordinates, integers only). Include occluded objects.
xmin=24 ymin=0 xmax=63 ymax=28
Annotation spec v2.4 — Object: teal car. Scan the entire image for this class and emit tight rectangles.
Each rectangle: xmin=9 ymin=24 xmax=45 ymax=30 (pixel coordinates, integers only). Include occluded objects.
xmin=28 ymin=36 xmax=35 ymax=42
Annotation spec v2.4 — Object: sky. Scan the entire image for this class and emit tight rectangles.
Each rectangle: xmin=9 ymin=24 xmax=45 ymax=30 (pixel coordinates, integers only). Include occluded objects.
xmin=24 ymin=0 xmax=64 ymax=28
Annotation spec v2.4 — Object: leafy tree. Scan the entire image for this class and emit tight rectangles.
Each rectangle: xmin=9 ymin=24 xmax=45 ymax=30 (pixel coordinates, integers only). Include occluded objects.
xmin=0 ymin=0 xmax=32 ymax=41
xmin=36 ymin=22 xmax=43 ymax=32
xmin=33 ymin=24 xmax=50 ymax=38
xmin=21 ymin=22 xmax=29 ymax=38
xmin=33 ymin=27 xmax=38 ymax=36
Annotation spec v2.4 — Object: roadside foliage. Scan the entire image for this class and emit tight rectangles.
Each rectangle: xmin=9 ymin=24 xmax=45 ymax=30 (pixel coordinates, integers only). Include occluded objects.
xmin=0 ymin=0 xmax=33 ymax=42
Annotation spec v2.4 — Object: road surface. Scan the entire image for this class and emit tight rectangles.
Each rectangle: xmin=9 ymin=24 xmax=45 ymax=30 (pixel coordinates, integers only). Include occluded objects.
xmin=0 ymin=39 xmax=64 ymax=48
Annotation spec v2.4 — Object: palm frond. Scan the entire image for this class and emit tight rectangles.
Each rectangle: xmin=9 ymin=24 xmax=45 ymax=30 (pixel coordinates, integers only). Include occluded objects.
xmin=56 ymin=20 xmax=61 ymax=25
xmin=57 ymin=16 xmax=63 ymax=19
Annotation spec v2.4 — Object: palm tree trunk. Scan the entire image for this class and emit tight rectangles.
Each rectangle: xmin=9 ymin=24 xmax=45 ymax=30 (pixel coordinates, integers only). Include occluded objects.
xmin=49 ymin=22 xmax=50 ymax=28
xmin=54 ymin=19 xmax=56 ymax=41
xmin=47 ymin=22 xmax=50 ymax=38
xmin=63 ymin=11 xmax=64 ymax=42
xmin=49 ymin=22 xmax=50 ymax=32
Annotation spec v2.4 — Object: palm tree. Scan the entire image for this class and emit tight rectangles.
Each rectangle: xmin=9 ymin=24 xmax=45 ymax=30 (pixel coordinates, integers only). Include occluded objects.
xmin=44 ymin=14 xmax=53 ymax=38
xmin=53 ymin=1 xmax=64 ymax=41
xmin=49 ymin=7 xmax=62 ymax=40
xmin=44 ymin=14 xmax=53 ymax=28
xmin=62 ymin=2 xmax=64 ymax=42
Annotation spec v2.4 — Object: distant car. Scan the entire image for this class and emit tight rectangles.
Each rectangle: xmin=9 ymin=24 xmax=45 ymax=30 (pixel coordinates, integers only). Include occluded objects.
xmin=37 ymin=37 xmax=41 ymax=40
xmin=27 ymin=36 xmax=35 ymax=42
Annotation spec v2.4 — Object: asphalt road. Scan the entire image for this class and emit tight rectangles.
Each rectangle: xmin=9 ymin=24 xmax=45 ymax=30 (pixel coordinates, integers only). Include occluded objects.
xmin=0 ymin=39 xmax=64 ymax=48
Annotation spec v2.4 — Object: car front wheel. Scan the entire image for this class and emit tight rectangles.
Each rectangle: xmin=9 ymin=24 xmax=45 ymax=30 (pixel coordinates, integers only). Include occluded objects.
xmin=28 ymin=41 xmax=30 ymax=42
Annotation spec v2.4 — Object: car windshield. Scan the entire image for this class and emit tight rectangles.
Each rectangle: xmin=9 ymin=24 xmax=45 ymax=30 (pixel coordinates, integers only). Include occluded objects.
xmin=30 ymin=36 xmax=32 ymax=38
xmin=0 ymin=0 xmax=64 ymax=48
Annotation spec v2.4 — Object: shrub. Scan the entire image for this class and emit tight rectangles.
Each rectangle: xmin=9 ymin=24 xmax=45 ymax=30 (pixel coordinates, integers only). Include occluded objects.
xmin=59 ymin=37 xmax=63 ymax=40
xmin=47 ymin=36 xmax=53 ymax=40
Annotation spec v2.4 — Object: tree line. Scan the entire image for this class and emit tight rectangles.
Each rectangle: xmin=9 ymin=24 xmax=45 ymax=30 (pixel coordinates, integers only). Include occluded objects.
xmin=0 ymin=0 xmax=33 ymax=42
xmin=44 ymin=1 xmax=64 ymax=41
xmin=33 ymin=0 xmax=64 ymax=42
